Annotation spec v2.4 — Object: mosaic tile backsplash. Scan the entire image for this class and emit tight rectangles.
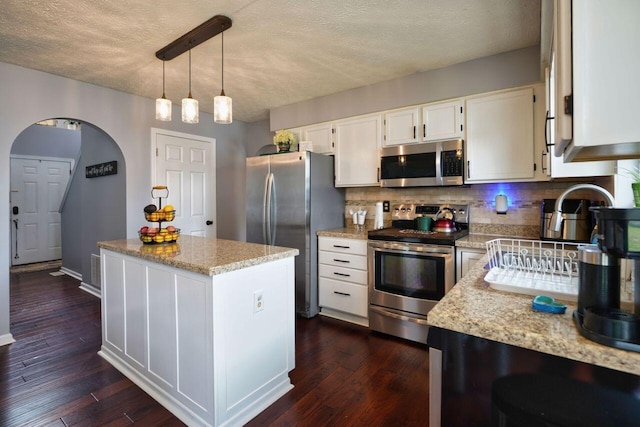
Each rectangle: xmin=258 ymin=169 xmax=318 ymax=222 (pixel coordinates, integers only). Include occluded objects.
xmin=345 ymin=177 xmax=614 ymax=237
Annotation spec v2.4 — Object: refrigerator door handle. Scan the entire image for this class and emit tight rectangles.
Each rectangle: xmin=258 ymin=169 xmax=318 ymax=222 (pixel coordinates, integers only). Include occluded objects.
xmin=270 ymin=173 xmax=277 ymax=245
xmin=262 ymin=173 xmax=270 ymax=244
xmin=265 ymin=173 xmax=275 ymax=245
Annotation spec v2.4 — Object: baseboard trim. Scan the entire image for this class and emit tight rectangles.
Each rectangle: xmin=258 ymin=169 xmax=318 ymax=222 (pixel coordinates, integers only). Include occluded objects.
xmin=79 ymin=282 xmax=101 ymax=299
xmin=0 ymin=333 xmax=16 ymax=347
xmin=60 ymin=267 xmax=82 ymax=281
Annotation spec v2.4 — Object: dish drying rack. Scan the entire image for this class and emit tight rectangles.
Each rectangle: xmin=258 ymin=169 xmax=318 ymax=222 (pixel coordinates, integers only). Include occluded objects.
xmin=484 ymin=239 xmax=583 ymax=302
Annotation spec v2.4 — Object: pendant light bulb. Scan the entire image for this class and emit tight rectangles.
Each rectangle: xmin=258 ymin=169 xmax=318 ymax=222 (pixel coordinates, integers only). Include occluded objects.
xmin=214 ymin=28 xmax=232 ymax=124
xmin=156 ymin=60 xmax=172 ymax=121
xmin=182 ymin=49 xmax=199 ymax=123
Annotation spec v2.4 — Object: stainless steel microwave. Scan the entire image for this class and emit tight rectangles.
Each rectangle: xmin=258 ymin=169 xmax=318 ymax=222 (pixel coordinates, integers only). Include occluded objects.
xmin=379 ymin=139 xmax=464 ymax=187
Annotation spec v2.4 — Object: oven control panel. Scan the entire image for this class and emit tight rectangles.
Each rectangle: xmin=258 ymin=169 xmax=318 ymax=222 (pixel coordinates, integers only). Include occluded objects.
xmin=391 ymin=203 xmax=469 ymax=224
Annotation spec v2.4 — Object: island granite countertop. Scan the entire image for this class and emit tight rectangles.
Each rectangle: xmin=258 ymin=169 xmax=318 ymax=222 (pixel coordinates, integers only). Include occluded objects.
xmin=427 ymin=252 xmax=640 ymax=376
xmin=98 ymin=235 xmax=299 ymax=277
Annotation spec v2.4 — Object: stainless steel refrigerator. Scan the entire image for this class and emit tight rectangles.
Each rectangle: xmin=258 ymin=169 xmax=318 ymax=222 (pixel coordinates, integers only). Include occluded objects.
xmin=246 ymin=151 xmax=345 ymax=318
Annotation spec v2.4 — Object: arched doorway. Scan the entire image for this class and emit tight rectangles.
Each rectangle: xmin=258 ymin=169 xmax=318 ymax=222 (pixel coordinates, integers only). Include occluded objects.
xmin=9 ymin=118 xmax=126 ymax=296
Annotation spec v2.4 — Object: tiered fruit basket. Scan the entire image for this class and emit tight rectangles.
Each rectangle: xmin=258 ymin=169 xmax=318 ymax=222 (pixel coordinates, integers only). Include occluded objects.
xmin=138 ymin=186 xmax=181 ymax=244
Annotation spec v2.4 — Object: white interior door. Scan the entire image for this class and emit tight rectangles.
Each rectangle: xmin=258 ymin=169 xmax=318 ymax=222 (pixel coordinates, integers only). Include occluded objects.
xmin=10 ymin=157 xmax=72 ymax=265
xmin=152 ymin=129 xmax=216 ymax=238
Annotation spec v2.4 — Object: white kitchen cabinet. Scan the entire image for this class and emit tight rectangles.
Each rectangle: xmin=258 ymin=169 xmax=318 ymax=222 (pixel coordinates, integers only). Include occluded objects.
xmin=383 ymin=107 xmax=420 ymax=146
xmin=421 ymin=99 xmax=463 ymax=142
xmin=543 ymin=66 xmax=615 ymax=178
xmin=301 ymin=122 xmax=334 ymax=154
xmin=553 ymin=0 xmax=640 ymax=162
xmin=334 ymin=114 xmax=382 ymax=187
xmin=455 ymin=247 xmax=485 ymax=282
xmin=465 ymin=87 xmax=535 ymax=183
xmin=318 ymin=236 xmax=369 ymax=326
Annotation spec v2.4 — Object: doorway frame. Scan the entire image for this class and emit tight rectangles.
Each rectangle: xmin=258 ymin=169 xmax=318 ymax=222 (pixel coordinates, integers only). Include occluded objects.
xmin=150 ymin=128 xmax=217 ymax=238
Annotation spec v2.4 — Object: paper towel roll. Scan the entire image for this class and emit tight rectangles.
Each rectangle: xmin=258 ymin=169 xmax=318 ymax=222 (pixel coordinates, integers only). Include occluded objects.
xmin=374 ymin=202 xmax=384 ymax=229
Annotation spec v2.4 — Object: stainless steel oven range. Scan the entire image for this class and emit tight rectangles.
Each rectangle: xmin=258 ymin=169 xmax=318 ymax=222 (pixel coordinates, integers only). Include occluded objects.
xmin=367 ymin=204 xmax=469 ymax=344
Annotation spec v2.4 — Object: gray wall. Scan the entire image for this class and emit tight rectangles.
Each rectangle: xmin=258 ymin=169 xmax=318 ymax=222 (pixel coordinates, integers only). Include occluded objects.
xmin=270 ymin=45 xmax=542 ymax=130
xmin=0 ymin=61 xmax=248 ymax=343
xmin=77 ymin=124 xmax=126 ymax=288
xmin=11 ymin=125 xmax=81 ymax=158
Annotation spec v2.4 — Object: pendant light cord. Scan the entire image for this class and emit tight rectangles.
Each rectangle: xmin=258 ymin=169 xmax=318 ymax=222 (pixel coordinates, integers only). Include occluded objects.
xmin=162 ymin=59 xmax=166 ymax=98
xmin=188 ymin=49 xmax=192 ymax=98
xmin=221 ymin=29 xmax=224 ymax=93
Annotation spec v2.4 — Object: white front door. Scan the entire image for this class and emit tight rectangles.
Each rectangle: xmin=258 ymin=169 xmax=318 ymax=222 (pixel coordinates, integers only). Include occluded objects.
xmin=152 ymin=129 xmax=216 ymax=238
xmin=10 ymin=157 xmax=72 ymax=265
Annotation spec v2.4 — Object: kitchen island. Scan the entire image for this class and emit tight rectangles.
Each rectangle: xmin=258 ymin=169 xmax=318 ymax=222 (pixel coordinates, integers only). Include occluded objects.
xmin=97 ymin=236 xmax=299 ymax=427
xmin=427 ymin=251 xmax=640 ymax=426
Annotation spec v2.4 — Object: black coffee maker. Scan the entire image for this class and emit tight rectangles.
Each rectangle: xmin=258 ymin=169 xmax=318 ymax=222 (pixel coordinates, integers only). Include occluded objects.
xmin=574 ymin=207 xmax=640 ymax=352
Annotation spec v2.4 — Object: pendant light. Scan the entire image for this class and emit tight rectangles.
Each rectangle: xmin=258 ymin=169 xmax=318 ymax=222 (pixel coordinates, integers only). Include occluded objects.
xmin=214 ymin=27 xmax=232 ymax=124
xmin=155 ymin=59 xmax=172 ymax=121
xmin=182 ymin=49 xmax=199 ymax=123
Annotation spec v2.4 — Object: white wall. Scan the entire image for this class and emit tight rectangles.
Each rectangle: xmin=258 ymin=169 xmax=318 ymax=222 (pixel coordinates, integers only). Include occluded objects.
xmin=0 ymin=61 xmax=247 ymax=342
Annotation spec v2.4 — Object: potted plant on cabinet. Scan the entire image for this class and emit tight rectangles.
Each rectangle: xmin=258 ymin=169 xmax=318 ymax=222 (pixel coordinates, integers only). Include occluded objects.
xmin=621 ymin=166 xmax=640 ymax=207
xmin=273 ymin=130 xmax=296 ymax=152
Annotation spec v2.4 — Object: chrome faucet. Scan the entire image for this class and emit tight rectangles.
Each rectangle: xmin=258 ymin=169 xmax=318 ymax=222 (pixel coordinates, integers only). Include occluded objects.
xmin=549 ymin=183 xmax=615 ymax=232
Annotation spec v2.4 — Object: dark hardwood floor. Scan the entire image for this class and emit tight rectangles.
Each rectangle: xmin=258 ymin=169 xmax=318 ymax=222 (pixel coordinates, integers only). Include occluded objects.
xmin=1 ymin=268 xmax=430 ymax=426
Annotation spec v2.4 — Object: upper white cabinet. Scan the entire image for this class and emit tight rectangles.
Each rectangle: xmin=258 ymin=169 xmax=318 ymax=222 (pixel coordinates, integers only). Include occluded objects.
xmin=421 ymin=100 xmax=463 ymax=142
xmin=543 ymin=66 xmax=615 ymax=178
xmin=301 ymin=122 xmax=334 ymax=154
xmin=334 ymin=114 xmax=382 ymax=187
xmin=383 ymin=107 xmax=420 ymax=146
xmin=465 ymin=87 xmax=535 ymax=183
xmin=553 ymin=0 xmax=640 ymax=161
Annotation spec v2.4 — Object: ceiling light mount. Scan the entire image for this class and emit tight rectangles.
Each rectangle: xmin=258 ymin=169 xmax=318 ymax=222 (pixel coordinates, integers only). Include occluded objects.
xmin=156 ymin=15 xmax=232 ymax=61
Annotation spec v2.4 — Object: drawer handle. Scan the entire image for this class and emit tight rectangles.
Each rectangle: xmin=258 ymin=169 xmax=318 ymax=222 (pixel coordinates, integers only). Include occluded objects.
xmin=333 ymin=244 xmax=350 ymax=249
xmin=333 ymin=272 xmax=351 ymax=277
xmin=333 ymin=259 xmax=350 ymax=263
xmin=334 ymin=291 xmax=351 ymax=296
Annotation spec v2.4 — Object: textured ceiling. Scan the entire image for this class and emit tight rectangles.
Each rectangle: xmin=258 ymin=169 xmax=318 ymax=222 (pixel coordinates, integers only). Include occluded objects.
xmin=0 ymin=0 xmax=541 ymax=123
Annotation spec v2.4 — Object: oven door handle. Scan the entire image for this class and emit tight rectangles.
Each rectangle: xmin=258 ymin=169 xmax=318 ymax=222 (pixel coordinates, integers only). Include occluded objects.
xmin=369 ymin=245 xmax=453 ymax=257
xmin=369 ymin=305 xmax=429 ymax=325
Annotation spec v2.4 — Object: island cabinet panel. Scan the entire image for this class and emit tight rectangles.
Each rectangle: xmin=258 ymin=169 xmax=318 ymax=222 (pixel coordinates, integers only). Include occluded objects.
xmin=103 ymin=253 xmax=125 ymax=352
xmin=147 ymin=266 xmax=178 ymax=387
xmin=124 ymin=260 xmax=146 ymax=368
xmin=99 ymin=247 xmax=295 ymax=427
xmin=176 ymin=273 xmax=212 ymax=411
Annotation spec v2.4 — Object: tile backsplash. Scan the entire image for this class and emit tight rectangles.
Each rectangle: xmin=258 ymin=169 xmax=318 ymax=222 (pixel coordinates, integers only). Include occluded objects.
xmin=345 ymin=177 xmax=613 ymax=237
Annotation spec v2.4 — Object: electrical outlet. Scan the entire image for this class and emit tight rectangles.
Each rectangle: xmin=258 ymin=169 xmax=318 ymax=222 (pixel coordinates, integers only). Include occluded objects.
xmin=383 ymin=201 xmax=390 ymax=212
xmin=253 ymin=290 xmax=264 ymax=313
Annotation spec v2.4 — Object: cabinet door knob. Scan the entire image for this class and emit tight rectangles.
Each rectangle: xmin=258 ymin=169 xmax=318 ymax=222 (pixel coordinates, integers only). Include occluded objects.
xmin=206 ymin=220 xmax=213 ymax=225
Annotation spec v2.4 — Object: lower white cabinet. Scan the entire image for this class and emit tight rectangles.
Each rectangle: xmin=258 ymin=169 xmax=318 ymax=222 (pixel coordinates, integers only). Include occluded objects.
xmin=318 ymin=236 xmax=369 ymax=326
xmin=456 ymin=247 xmax=485 ymax=282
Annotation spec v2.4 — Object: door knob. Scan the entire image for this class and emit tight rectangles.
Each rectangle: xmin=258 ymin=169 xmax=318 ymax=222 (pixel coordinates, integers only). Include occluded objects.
xmin=206 ymin=220 xmax=213 ymax=226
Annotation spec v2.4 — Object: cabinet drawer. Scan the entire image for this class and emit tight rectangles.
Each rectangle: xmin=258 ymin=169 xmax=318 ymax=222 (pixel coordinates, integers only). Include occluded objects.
xmin=318 ymin=251 xmax=367 ymax=271
xmin=319 ymin=263 xmax=367 ymax=285
xmin=318 ymin=237 xmax=367 ymax=256
xmin=319 ymin=278 xmax=368 ymax=317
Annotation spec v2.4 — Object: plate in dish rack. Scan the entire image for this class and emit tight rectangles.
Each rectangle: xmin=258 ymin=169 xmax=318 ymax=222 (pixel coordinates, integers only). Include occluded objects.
xmin=484 ymin=267 xmax=578 ymax=303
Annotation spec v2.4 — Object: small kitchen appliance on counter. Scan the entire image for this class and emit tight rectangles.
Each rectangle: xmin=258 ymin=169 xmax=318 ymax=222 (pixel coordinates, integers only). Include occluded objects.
xmin=574 ymin=207 xmax=640 ymax=352
xmin=541 ymin=198 xmax=592 ymax=242
xmin=367 ymin=203 xmax=469 ymax=344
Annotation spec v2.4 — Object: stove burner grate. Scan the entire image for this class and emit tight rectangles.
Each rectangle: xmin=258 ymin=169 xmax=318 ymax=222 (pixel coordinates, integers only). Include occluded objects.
xmin=398 ymin=229 xmax=436 ymax=235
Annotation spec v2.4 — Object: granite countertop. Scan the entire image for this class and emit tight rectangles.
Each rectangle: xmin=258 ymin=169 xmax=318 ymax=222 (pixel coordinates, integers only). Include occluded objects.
xmin=98 ymin=235 xmax=299 ymax=277
xmin=427 ymin=252 xmax=640 ymax=376
xmin=317 ymin=227 xmax=370 ymax=240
